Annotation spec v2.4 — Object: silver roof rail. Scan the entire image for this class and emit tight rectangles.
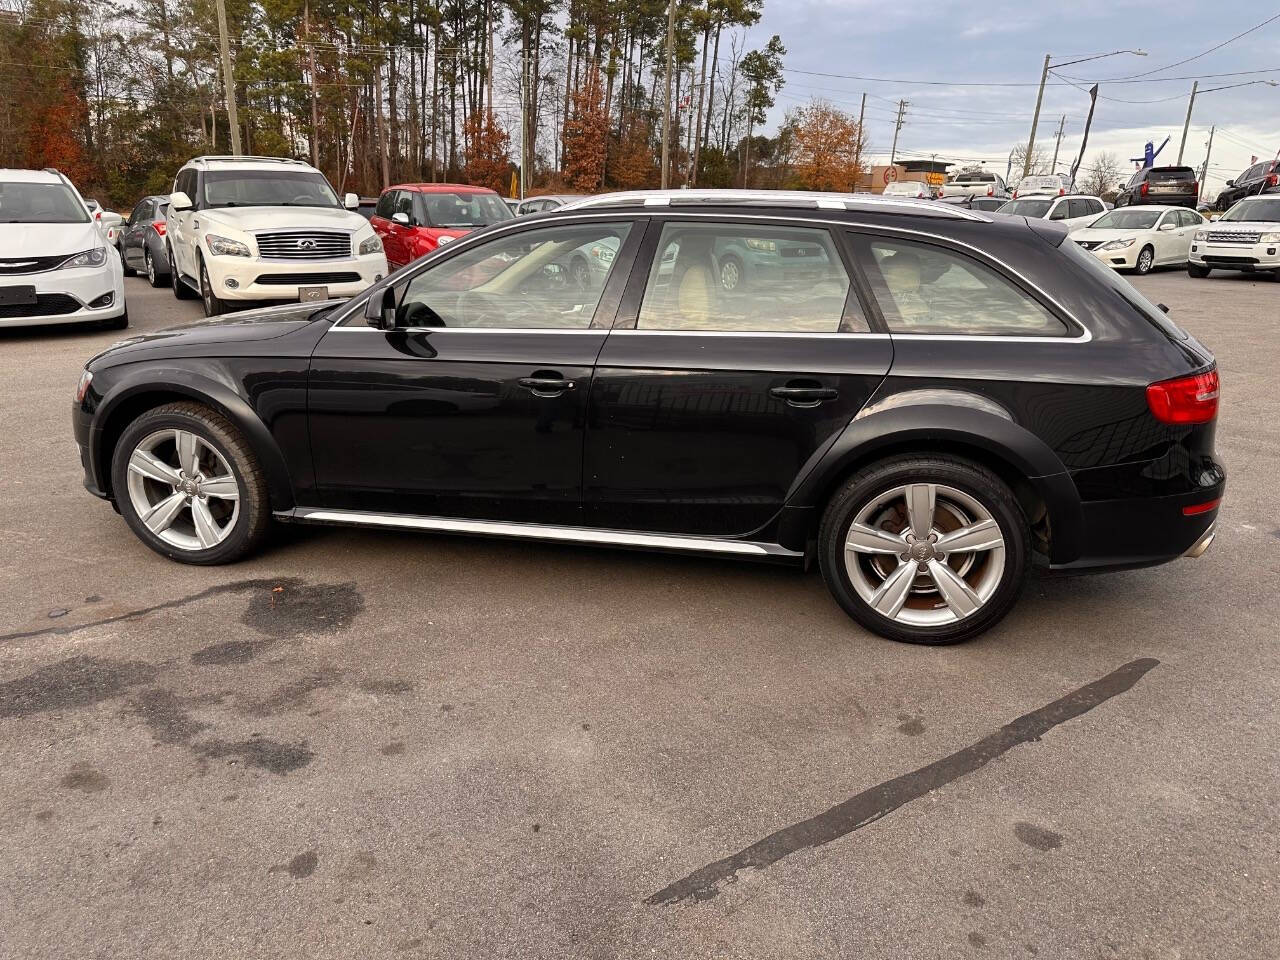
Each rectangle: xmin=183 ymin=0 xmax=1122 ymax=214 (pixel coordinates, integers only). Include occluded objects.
xmin=188 ymin=155 xmax=309 ymax=165
xmin=560 ymin=189 xmax=989 ymax=222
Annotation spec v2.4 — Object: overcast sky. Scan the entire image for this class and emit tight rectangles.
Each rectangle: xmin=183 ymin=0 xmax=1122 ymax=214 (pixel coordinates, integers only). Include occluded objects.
xmin=736 ymin=0 xmax=1280 ymax=194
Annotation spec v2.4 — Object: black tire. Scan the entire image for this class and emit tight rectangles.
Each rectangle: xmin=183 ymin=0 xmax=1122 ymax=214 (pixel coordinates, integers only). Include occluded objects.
xmin=110 ymin=402 xmax=271 ymax=565
xmin=719 ymin=253 xmax=745 ymax=292
xmin=1134 ymin=245 xmax=1155 ymax=275
xmin=198 ymin=255 xmax=231 ymax=317
xmin=1187 ymin=262 xmax=1211 ymax=279
xmin=101 ymin=309 xmax=129 ymax=330
xmin=145 ymin=247 xmax=164 ymax=288
xmin=818 ymin=455 xmax=1031 ymax=645
xmin=119 ymin=246 xmax=136 ymax=277
xmin=170 ymin=246 xmax=197 ymax=300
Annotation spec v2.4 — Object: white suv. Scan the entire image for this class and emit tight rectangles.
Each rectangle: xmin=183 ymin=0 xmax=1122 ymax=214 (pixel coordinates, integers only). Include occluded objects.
xmin=165 ymin=156 xmax=388 ymax=316
xmin=1188 ymin=195 xmax=1280 ymax=280
xmin=0 ymin=168 xmax=127 ymax=329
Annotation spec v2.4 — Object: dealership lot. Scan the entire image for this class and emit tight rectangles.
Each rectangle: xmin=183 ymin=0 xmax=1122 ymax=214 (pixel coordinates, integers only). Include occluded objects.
xmin=1 ymin=273 xmax=1277 ymax=957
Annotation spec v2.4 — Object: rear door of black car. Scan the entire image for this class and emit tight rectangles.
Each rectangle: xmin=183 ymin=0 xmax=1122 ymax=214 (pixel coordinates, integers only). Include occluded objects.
xmin=583 ymin=215 xmax=892 ymax=538
xmin=307 ymin=216 xmax=644 ymax=524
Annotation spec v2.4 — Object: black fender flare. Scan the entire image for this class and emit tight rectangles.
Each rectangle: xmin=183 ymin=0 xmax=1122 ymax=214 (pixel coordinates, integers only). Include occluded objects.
xmin=786 ymin=392 xmax=1084 ymax=564
xmin=91 ymin=363 xmax=296 ymax=511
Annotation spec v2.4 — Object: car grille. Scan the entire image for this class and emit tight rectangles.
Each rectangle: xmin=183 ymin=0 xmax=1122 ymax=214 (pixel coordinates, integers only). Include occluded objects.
xmin=254 ymin=231 xmax=352 ymax=260
xmin=254 ymin=272 xmax=362 ymax=285
xmin=0 ymin=255 xmax=67 ymax=275
xmin=0 ymin=293 xmax=81 ymax=318
xmin=1206 ymin=232 xmax=1260 ymax=244
xmin=1075 ymin=240 xmax=1102 ymax=250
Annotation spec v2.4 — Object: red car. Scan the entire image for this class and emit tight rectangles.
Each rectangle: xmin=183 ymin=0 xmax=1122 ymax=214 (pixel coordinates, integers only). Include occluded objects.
xmin=370 ymin=183 xmax=514 ymax=269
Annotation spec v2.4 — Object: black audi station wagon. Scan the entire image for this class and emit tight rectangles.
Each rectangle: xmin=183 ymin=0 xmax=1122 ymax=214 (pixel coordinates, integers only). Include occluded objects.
xmin=73 ymin=191 xmax=1224 ymax=644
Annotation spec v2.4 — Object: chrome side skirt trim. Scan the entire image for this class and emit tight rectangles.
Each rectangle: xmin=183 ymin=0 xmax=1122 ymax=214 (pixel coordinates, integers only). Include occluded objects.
xmin=279 ymin=507 xmax=804 ymax=559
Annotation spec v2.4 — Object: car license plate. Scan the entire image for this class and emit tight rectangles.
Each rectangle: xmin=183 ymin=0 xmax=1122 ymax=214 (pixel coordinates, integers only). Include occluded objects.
xmin=0 ymin=285 xmax=37 ymax=306
xmin=299 ymin=286 xmax=329 ymax=302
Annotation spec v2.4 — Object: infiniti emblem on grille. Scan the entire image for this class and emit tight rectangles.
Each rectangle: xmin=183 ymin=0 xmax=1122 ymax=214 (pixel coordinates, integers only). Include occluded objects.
xmin=296 ymin=238 xmax=318 ymax=250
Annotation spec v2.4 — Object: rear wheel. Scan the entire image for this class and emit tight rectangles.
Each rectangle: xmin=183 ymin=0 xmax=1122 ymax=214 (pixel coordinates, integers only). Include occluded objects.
xmin=145 ymin=247 xmax=164 ymax=287
xmin=110 ymin=402 xmax=270 ymax=564
xmin=1187 ymin=262 xmax=1211 ymax=279
xmin=818 ymin=455 xmax=1030 ymax=645
xmin=1134 ymin=245 xmax=1155 ymax=275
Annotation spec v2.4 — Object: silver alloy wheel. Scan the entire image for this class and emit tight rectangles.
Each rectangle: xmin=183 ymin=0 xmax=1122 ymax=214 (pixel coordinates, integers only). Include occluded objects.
xmin=843 ymin=482 xmax=1006 ymax=627
xmin=125 ymin=429 xmax=240 ymax=551
xmin=720 ymin=258 xmax=741 ymax=291
xmin=1137 ymin=247 xmax=1154 ymax=273
xmin=200 ymin=262 xmax=214 ymax=313
xmin=145 ymin=248 xmax=156 ymax=285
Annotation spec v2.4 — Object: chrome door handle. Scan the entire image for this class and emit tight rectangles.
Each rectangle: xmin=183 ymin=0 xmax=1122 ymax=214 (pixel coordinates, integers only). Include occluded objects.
xmin=770 ymin=385 xmax=838 ymax=406
xmin=518 ymin=376 xmax=576 ymax=396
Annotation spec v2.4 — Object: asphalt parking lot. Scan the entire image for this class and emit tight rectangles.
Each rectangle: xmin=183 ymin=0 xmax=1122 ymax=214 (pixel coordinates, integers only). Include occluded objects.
xmin=1 ymin=270 xmax=1277 ymax=958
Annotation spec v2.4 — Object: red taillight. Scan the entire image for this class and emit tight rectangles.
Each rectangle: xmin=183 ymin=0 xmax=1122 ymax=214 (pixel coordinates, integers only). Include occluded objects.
xmin=1146 ymin=368 xmax=1219 ymax=425
xmin=94 ymin=210 xmax=102 ymax=219
xmin=1182 ymin=498 xmax=1221 ymax=516
xmin=152 ymin=219 xmax=166 ymax=236
xmin=1268 ymin=173 xmax=1278 ymax=187
xmin=1140 ymin=182 xmax=1149 ymax=197
xmin=1059 ymin=187 xmax=1065 ymax=196
xmin=987 ymin=187 xmax=993 ymax=196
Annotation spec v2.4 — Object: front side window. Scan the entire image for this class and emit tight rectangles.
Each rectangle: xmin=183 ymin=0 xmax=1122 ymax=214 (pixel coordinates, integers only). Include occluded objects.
xmin=393 ymin=221 xmax=632 ymax=329
xmin=0 ymin=181 xmax=91 ymax=224
xmin=636 ymin=222 xmax=859 ymax=333
xmin=1179 ymin=210 xmax=1203 ymax=228
xmin=201 ymin=170 xmax=340 ymax=209
xmin=856 ymin=236 xmax=1069 ymax=337
xmin=393 ymin=190 xmax=415 ymax=221
xmin=997 ymin=198 xmax=1052 ymax=218
xmin=421 ymin=192 xmax=513 ymax=228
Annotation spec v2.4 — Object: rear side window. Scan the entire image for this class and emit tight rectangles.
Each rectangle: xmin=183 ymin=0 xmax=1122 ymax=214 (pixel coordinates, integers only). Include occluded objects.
xmin=854 ymin=236 xmax=1070 ymax=338
xmin=637 ymin=222 xmax=861 ymax=333
xmin=1059 ymin=240 xmax=1187 ymax=340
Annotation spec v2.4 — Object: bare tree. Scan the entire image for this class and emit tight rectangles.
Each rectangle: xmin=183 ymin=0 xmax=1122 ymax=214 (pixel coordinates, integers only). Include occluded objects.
xmin=1078 ymin=150 xmax=1123 ymax=198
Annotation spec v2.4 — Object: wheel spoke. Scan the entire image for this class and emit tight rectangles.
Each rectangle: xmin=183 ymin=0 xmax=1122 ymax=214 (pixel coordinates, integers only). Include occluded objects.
xmin=128 ymin=448 xmax=181 ymax=486
xmin=927 ymin=560 xmax=982 ymax=618
xmin=191 ymin=497 xmax=221 ymax=548
xmin=905 ymin=483 xmax=936 ymax=540
xmin=870 ymin=561 xmax=918 ymax=618
xmin=143 ymin=491 xmax=188 ymax=534
xmin=200 ymin=475 xmax=239 ymax=501
xmin=175 ymin=430 xmax=200 ymax=476
xmin=935 ymin=518 xmax=1003 ymax=554
xmin=845 ymin=523 xmax=906 ymax=555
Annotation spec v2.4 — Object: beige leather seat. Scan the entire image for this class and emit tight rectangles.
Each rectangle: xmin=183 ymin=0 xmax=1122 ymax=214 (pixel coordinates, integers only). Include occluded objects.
xmin=671 ymin=236 xmax=718 ymax=328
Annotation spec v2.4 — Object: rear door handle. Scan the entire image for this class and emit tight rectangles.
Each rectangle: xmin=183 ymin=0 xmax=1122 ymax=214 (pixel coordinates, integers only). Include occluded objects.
xmin=770 ymin=385 xmax=838 ymax=406
xmin=519 ymin=375 xmax=576 ymax=397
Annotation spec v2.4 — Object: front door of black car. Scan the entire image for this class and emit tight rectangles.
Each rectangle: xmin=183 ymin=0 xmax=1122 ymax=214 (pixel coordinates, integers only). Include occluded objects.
xmin=584 ymin=218 xmax=893 ymax=538
xmin=307 ymin=218 xmax=640 ymax=524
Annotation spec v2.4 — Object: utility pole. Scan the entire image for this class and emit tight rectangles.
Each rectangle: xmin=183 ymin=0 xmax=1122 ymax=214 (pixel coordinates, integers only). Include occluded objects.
xmin=1051 ymin=115 xmax=1066 ymax=173
xmin=1177 ymin=80 xmax=1199 ymax=165
xmin=856 ymin=92 xmax=866 ymax=189
xmin=305 ymin=1 xmax=319 ymax=168
xmin=1023 ymin=53 xmax=1051 ymax=179
xmin=214 ymin=0 xmax=241 ymax=155
xmin=1199 ymin=125 xmax=1215 ymax=201
xmin=660 ymin=0 xmax=676 ymax=189
xmin=373 ymin=56 xmax=390 ymax=188
xmin=519 ymin=54 xmax=527 ymax=200
xmin=889 ymin=99 xmax=908 ymax=166
xmin=1070 ymin=84 xmax=1099 ymax=187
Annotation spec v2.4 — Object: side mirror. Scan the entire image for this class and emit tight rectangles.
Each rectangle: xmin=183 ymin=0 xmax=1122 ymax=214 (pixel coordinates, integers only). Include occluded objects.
xmin=391 ymin=212 xmax=411 ymax=226
xmin=1225 ymin=180 xmax=1235 ymax=187
xmin=344 ymin=192 xmax=359 ymax=210
xmin=169 ymin=191 xmax=193 ymax=212
xmin=363 ymin=286 xmax=398 ymax=329
xmin=1158 ymin=222 xmax=1176 ymax=231
xmin=1157 ymin=303 xmax=1170 ymax=314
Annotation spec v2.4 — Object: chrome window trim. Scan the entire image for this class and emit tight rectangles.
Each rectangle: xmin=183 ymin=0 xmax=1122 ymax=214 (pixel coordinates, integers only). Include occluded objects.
xmin=326 ymin=209 xmax=1091 ymax=343
xmin=281 ymin=507 xmax=803 ymax=558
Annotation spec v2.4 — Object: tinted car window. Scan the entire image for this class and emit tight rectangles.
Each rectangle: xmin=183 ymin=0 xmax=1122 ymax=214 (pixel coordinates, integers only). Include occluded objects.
xmin=374 ymin=191 xmax=396 ymax=218
xmin=637 ymin=223 xmax=856 ymax=333
xmin=856 ymin=237 xmax=1069 ymax=337
xmin=393 ymin=190 xmax=415 ymax=221
xmin=395 ymin=221 xmax=632 ymax=329
xmin=1068 ymin=199 xmax=1092 ymax=219
xmin=997 ymin=198 xmax=1052 ymax=218
xmin=130 ymin=200 xmax=150 ymax=223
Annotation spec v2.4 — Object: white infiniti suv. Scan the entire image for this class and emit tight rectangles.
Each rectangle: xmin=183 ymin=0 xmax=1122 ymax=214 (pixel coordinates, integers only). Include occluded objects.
xmin=0 ymin=168 xmax=127 ymax=329
xmin=165 ymin=156 xmax=388 ymax=316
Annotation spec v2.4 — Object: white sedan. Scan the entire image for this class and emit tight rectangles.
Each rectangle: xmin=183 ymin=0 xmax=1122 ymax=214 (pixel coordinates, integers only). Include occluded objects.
xmin=1069 ymin=206 xmax=1206 ymax=275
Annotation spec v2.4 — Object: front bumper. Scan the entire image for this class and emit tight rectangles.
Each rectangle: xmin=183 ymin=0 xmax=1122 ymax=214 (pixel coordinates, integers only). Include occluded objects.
xmin=0 ymin=264 xmax=126 ymax=328
xmin=203 ymin=252 xmax=389 ymax=302
xmin=1088 ymin=244 xmax=1140 ymax=269
xmin=1190 ymin=240 xmax=1280 ymax=272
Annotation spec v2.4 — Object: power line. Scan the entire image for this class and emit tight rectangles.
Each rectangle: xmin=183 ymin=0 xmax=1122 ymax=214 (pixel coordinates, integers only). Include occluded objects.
xmin=1087 ymin=12 xmax=1280 ymax=81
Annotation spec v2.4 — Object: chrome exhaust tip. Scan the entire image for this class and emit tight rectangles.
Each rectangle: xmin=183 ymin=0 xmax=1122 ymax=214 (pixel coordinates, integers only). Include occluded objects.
xmin=1183 ymin=525 xmax=1216 ymax=559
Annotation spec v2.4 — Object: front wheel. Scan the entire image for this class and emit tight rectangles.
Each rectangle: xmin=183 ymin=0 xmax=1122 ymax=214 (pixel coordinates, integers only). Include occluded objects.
xmin=199 ymin=257 xmax=231 ymax=317
xmin=119 ymin=246 xmax=136 ymax=277
xmin=818 ymin=456 xmax=1030 ymax=645
xmin=170 ymin=246 xmax=197 ymax=300
xmin=719 ymin=254 xmax=744 ymax=292
xmin=1187 ymin=262 xmax=1211 ymax=278
xmin=1134 ymin=245 xmax=1155 ymax=275
xmin=110 ymin=402 xmax=271 ymax=564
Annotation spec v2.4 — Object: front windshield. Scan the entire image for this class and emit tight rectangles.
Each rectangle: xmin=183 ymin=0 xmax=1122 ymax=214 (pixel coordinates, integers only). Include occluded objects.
xmin=1221 ymin=198 xmax=1280 ymax=223
xmin=201 ymin=170 xmax=340 ymax=209
xmin=997 ymin=198 xmax=1052 ymax=218
xmin=1090 ymin=210 xmax=1160 ymax=230
xmin=421 ymin=192 xmax=514 ymax=228
xmin=0 ymin=182 xmax=91 ymax=224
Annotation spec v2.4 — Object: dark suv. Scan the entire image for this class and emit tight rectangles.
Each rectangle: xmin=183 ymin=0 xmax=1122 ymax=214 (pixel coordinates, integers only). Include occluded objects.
xmin=1115 ymin=166 xmax=1200 ymax=209
xmin=1214 ymin=159 xmax=1280 ymax=210
xmin=72 ymin=190 xmax=1224 ymax=645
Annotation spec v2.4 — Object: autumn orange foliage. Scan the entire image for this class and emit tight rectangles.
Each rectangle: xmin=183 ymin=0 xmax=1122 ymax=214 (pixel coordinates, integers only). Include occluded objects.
xmin=562 ymin=69 xmax=608 ymax=192
xmin=792 ymin=100 xmax=865 ymax=193
xmin=462 ymin=111 xmax=512 ymax=193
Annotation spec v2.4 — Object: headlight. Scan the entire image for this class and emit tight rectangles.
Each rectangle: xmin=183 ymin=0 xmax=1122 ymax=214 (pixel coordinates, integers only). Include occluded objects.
xmin=1194 ymin=230 xmax=1208 ymax=241
xmin=1099 ymin=238 xmax=1135 ymax=251
xmin=74 ymin=369 xmax=93 ymax=404
xmin=206 ymin=234 xmax=250 ymax=257
xmin=358 ymin=234 xmax=383 ymax=255
xmin=1260 ymin=232 xmax=1280 ymax=244
xmin=745 ymin=237 xmax=777 ymax=252
xmin=59 ymin=247 xmax=107 ymax=270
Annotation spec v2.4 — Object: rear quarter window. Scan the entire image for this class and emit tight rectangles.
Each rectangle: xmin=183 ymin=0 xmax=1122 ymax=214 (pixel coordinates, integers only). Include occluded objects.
xmin=1060 ymin=240 xmax=1187 ymax=340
